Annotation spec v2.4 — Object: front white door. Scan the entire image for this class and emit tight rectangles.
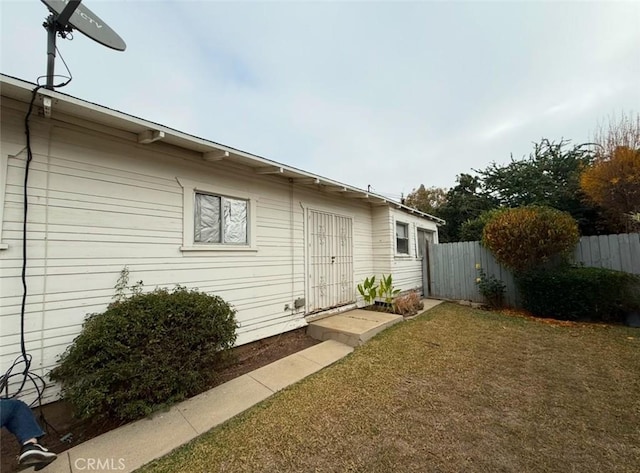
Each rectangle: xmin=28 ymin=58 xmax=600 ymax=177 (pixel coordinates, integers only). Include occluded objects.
xmin=307 ymin=209 xmax=354 ymax=312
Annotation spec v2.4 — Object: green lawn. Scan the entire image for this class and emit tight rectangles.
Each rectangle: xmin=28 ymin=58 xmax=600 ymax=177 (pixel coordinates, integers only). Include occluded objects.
xmin=138 ymin=303 xmax=640 ymax=473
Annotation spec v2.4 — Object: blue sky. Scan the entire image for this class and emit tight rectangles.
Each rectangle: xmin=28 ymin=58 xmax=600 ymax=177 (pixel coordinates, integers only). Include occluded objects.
xmin=1 ymin=0 xmax=638 ymax=200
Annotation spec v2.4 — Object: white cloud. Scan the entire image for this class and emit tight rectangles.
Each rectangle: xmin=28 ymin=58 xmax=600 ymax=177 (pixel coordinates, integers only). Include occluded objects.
xmin=1 ymin=0 xmax=638 ymax=192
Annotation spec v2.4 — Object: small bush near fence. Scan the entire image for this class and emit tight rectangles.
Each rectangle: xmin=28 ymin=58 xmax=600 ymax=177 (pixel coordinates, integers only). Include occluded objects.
xmin=516 ymin=266 xmax=640 ymax=322
xmin=476 ymin=267 xmax=506 ymax=309
xmin=50 ymin=286 xmax=238 ymax=422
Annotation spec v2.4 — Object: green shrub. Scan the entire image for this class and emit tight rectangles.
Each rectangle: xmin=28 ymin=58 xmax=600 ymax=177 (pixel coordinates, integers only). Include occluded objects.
xmin=517 ymin=266 xmax=640 ymax=322
xmin=482 ymin=206 xmax=579 ymax=272
xmin=50 ymin=286 xmax=238 ymax=422
xmin=459 ymin=217 xmax=486 ymax=242
xmin=475 ymin=267 xmax=506 ymax=309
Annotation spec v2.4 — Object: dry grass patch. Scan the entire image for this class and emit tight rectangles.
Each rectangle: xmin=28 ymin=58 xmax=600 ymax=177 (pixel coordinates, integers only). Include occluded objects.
xmin=138 ymin=303 xmax=640 ymax=473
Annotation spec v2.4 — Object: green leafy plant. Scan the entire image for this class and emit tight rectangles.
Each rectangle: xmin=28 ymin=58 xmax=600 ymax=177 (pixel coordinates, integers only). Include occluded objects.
xmin=516 ymin=265 xmax=640 ymax=322
xmin=358 ymin=274 xmax=402 ymax=309
xmin=482 ymin=205 xmax=580 ymax=273
xmin=50 ymin=286 xmax=238 ymax=422
xmin=357 ymin=276 xmax=377 ymax=305
xmin=378 ymin=274 xmax=401 ymax=305
xmin=475 ymin=266 xmax=506 ymax=309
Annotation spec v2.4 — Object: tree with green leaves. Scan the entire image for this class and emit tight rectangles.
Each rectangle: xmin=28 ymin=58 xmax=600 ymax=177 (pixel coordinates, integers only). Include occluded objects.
xmin=407 ymin=138 xmax=618 ymax=243
xmin=459 ymin=208 xmax=503 ymax=242
xmin=476 ymin=139 xmax=607 ymax=235
xmin=436 ymin=174 xmax=498 ymax=242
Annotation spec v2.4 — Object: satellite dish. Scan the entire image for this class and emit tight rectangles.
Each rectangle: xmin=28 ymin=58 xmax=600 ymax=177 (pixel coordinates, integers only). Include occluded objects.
xmin=41 ymin=0 xmax=126 ymax=51
xmin=40 ymin=0 xmax=126 ymax=89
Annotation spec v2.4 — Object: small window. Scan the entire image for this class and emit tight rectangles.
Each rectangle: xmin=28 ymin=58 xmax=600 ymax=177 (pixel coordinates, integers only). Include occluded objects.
xmin=177 ymin=178 xmax=256 ymax=252
xmin=396 ymin=222 xmax=409 ymax=254
xmin=195 ymin=192 xmax=248 ymax=244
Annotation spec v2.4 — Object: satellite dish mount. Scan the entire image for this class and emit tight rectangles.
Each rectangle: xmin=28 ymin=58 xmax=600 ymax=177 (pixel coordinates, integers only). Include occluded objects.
xmin=41 ymin=0 xmax=126 ymax=90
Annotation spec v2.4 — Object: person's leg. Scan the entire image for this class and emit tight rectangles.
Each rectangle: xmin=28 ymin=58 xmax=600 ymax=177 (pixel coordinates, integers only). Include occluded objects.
xmin=0 ymin=398 xmax=44 ymax=445
xmin=0 ymin=398 xmax=56 ymax=467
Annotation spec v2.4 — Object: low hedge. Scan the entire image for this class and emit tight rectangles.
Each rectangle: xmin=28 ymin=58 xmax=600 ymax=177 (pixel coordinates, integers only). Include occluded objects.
xmin=50 ymin=286 xmax=238 ymax=422
xmin=516 ymin=266 xmax=640 ymax=322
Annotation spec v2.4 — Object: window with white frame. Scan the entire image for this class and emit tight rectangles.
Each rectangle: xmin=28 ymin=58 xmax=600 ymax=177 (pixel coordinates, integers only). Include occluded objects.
xmin=177 ymin=177 xmax=256 ymax=252
xmin=396 ymin=221 xmax=409 ymax=254
xmin=195 ymin=192 xmax=248 ymax=244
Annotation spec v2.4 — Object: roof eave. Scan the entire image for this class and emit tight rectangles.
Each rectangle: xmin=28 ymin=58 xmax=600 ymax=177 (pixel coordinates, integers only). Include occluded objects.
xmin=0 ymin=74 xmax=444 ymax=225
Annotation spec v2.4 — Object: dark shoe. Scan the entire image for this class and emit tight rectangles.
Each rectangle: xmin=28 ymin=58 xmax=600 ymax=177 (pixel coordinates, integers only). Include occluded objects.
xmin=18 ymin=443 xmax=57 ymax=468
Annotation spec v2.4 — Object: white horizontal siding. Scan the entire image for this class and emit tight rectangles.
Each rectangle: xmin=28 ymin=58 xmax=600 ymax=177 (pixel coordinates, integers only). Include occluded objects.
xmin=0 ymin=99 xmax=440 ymax=403
xmin=0 ymin=102 xmax=388 ymax=402
xmin=370 ymin=205 xmax=393 ymax=279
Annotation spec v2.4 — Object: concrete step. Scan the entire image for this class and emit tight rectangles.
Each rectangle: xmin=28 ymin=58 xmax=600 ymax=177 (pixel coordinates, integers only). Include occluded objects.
xmin=306 ymin=309 xmax=403 ymax=347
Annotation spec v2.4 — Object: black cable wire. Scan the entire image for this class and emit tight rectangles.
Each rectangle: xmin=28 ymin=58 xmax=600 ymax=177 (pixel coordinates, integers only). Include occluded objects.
xmin=1 ymin=22 xmax=77 ymax=445
xmin=53 ymin=44 xmax=73 ymax=88
xmin=36 ymin=45 xmax=73 ymax=89
xmin=23 ymin=87 xmax=41 ymax=356
xmin=0 ymin=87 xmax=68 ymax=447
xmin=0 ymin=86 xmax=46 ymax=400
xmin=1 ymin=30 xmax=74 ymax=401
xmin=1 ymin=89 xmax=44 ymax=406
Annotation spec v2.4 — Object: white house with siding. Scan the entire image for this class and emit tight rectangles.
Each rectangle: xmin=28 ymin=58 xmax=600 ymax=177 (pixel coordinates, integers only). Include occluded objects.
xmin=0 ymin=74 xmax=442 ymax=402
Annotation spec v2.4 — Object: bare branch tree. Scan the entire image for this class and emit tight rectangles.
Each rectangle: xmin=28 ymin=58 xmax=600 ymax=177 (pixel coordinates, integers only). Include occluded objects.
xmin=592 ymin=111 xmax=640 ymax=159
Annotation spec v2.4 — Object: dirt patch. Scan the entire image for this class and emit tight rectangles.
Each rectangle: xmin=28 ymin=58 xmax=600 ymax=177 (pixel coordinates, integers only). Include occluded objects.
xmin=1 ymin=328 xmax=319 ymax=473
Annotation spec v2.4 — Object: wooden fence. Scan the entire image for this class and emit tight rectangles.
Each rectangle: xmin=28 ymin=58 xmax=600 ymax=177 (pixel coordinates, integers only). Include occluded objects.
xmin=426 ymin=233 xmax=640 ymax=306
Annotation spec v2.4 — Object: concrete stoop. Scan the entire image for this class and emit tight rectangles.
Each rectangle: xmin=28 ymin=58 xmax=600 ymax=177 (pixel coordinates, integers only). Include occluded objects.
xmin=306 ymin=309 xmax=403 ymax=347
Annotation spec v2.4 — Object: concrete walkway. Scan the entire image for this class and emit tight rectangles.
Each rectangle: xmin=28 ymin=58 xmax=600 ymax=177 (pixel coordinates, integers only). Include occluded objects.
xmin=38 ymin=299 xmax=443 ymax=473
